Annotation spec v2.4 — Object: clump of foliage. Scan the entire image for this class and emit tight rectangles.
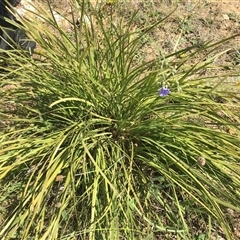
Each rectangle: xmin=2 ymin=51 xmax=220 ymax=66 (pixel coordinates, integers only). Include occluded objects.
xmin=0 ymin=1 xmax=240 ymax=239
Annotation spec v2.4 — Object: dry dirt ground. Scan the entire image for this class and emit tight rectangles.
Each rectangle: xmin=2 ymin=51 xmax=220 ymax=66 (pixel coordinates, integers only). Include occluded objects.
xmin=24 ymin=0 xmax=239 ymax=79
xmin=13 ymin=0 xmax=240 ymax=239
xmin=17 ymin=0 xmax=240 ymax=67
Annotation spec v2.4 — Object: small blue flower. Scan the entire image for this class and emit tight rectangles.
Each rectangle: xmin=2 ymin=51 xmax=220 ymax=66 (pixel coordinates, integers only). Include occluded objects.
xmin=158 ymin=86 xmax=170 ymax=97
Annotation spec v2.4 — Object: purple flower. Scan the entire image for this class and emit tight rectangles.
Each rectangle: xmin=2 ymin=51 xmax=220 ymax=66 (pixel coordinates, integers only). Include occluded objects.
xmin=158 ymin=87 xmax=170 ymax=97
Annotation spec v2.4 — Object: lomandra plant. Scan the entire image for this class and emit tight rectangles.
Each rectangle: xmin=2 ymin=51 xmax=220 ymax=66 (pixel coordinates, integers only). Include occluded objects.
xmin=0 ymin=0 xmax=240 ymax=239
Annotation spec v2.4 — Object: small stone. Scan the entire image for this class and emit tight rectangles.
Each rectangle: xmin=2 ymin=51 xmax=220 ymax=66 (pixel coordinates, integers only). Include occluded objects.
xmin=55 ymin=175 xmax=64 ymax=182
xmin=197 ymin=156 xmax=206 ymax=166
xmin=222 ymin=14 xmax=229 ymax=20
